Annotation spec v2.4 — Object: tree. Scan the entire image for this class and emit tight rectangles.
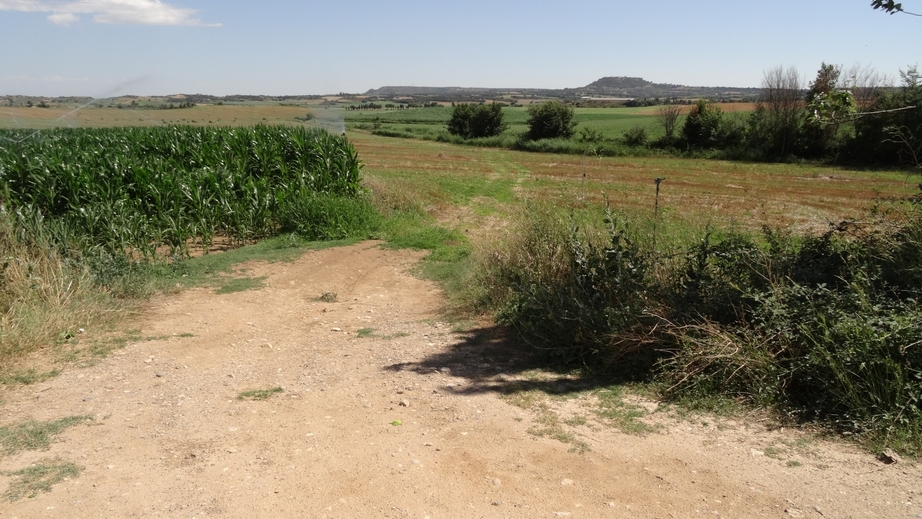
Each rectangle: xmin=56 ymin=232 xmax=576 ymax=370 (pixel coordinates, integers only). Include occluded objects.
xmin=681 ymin=99 xmax=724 ymax=149
xmin=804 ymin=63 xmax=855 ymax=155
xmin=656 ymin=104 xmax=682 ymax=141
xmin=847 ymin=65 xmax=922 ymax=165
xmin=446 ymin=102 xmax=507 ymax=139
xmin=525 ymin=100 xmax=577 ymax=140
xmin=758 ymin=65 xmax=804 ymax=157
xmin=806 ymin=62 xmax=841 ymax=103
xmin=842 ymin=63 xmax=890 ymax=110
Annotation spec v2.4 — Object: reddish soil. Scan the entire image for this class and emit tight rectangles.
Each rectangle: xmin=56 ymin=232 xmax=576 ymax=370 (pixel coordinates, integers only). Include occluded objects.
xmin=1 ymin=242 xmax=919 ymax=518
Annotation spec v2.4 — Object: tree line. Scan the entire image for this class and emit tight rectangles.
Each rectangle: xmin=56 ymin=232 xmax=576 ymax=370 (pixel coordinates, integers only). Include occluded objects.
xmin=445 ymin=63 xmax=922 ymax=171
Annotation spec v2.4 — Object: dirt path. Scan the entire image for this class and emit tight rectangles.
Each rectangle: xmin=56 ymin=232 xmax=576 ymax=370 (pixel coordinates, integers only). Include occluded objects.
xmin=1 ymin=242 xmax=919 ymax=518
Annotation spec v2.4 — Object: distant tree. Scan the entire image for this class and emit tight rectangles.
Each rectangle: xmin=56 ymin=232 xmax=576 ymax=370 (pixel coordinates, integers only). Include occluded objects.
xmin=525 ymin=100 xmax=577 ymax=140
xmin=681 ymin=99 xmax=724 ymax=149
xmin=656 ymin=104 xmax=682 ymax=141
xmin=806 ymin=62 xmax=841 ymax=102
xmin=447 ymin=103 xmax=507 ymax=139
xmin=757 ymin=65 xmax=804 ymax=157
xmin=849 ymin=65 xmax=922 ymax=166
xmin=804 ymin=63 xmax=855 ymax=156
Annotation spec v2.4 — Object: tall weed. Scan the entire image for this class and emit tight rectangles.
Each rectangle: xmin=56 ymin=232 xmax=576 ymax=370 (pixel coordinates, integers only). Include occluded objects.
xmin=479 ymin=196 xmax=922 ymax=453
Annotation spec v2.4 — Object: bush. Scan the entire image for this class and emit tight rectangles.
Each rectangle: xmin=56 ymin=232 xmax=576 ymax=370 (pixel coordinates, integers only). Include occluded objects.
xmin=446 ymin=103 xmax=507 ymax=139
xmin=622 ymin=125 xmax=648 ymax=147
xmin=681 ymin=99 xmax=724 ymax=149
xmin=525 ymin=100 xmax=578 ymax=140
xmin=478 ymin=198 xmax=922 ymax=453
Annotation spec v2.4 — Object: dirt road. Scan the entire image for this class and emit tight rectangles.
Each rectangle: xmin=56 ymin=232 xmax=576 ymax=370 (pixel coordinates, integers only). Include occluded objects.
xmin=1 ymin=242 xmax=919 ymax=518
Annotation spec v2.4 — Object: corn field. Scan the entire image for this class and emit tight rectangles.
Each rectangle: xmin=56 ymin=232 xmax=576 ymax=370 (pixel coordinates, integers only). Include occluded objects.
xmin=0 ymin=125 xmax=364 ymax=257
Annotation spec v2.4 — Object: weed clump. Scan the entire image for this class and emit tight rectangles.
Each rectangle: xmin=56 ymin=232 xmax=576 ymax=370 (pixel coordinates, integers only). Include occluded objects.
xmin=237 ymin=387 xmax=284 ymax=401
xmin=481 ymin=197 xmax=922 ymax=455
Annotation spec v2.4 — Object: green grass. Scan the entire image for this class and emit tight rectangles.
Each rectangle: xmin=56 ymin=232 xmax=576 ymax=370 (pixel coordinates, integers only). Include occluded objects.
xmin=527 ymin=411 xmax=591 ymax=454
xmin=215 ymin=276 xmax=265 ymax=294
xmin=0 ymin=416 xmax=93 ymax=456
xmin=594 ymin=387 xmax=656 ymax=435
xmin=237 ymin=387 xmax=284 ymax=401
xmin=3 ymin=458 xmax=83 ymax=502
xmin=344 ymin=105 xmax=687 ymax=143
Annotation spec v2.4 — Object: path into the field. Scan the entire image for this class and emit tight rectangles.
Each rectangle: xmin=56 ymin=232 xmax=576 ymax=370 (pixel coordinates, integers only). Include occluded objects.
xmin=1 ymin=242 xmax=919 ymax=518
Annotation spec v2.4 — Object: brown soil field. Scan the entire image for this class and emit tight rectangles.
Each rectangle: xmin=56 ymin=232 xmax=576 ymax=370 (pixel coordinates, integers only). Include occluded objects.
xmin=632 ymin=103 xmax=759 ymax=116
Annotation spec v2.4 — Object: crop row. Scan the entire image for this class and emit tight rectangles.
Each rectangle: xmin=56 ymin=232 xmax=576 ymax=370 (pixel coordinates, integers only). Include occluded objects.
xmin=0 ymin=125 xmax=363 ymax=257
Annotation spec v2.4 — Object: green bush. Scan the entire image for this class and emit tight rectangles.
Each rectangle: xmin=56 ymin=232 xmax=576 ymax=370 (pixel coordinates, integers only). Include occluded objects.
xmin=525 ymin=100 xmax=578 ymax=140
xmin=479 ymin=198 xmax=922 ymax=453
xmin=622 ymin=125 xmax=649 ymax=147
xmin=446 ymin=103 xmax=507 ymax=139
xmin=681 ymin=99 xmax=724 ymax=149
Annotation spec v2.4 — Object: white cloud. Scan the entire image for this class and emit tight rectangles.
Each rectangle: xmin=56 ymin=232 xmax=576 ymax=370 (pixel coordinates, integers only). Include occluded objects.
xmin=0 ymin=0 xmax=220 ymax=26
xmin=47 ymin=11 xmax=78 ymax=25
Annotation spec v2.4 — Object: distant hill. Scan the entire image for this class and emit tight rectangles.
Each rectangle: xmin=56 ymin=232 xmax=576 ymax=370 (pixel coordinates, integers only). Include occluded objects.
xmin=365 ymin=77 xmax=763 ymax=102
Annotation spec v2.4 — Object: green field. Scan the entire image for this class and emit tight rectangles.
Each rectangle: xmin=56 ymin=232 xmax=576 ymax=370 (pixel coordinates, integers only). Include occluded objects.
xmin=343 ymin=104 xmax=683 ymax=141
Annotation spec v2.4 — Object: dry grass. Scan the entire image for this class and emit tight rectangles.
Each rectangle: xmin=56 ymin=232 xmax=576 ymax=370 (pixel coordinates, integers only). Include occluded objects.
xmin=348 ymin=132 xmax=915 ymax=237
xmin=0 ymin=216 xmax=124 ymax=369
xmin=0 ymin=104 xmax=313 ymax=129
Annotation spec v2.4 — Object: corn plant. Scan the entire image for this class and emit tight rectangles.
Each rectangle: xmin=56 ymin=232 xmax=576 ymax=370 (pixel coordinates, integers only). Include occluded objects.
xmin=0 ymin=125 xmax=364 ymax=258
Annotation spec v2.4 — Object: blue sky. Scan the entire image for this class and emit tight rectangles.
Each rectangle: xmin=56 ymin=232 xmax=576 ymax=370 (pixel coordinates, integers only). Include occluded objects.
xmin=1 ymin=0 xmax=920 ymax=96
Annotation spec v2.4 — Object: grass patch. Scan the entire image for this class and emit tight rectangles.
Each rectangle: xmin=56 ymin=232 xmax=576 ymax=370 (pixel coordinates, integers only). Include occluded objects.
xmin=526 ymin=406 xmax=591 ymax=454
xmin=354 ymin=327 xmax=410 ymax=340
xmin=237 ymin=387 xmax=284 ymax=401
xmin=564 ymin=415 xmax=588 ymax=427
xmin=594 ymin=387 xmax=655 ymax=435
xmin=0 ymin=416 xmax=93 ymax=456
xmin=215 ymin=276 xmax=265 ymax=294
xmin=3 ymin=458 xmax=83 ymax=502
xmin=54 ymin=331 xmax=193 ymax=368
xmin=0 ymin=368 xmax=60 ymax=387
xmin=499 ymin=377 xmax=593 ymax=452
xmin=764 ymin=446 xmax=783 ymax=459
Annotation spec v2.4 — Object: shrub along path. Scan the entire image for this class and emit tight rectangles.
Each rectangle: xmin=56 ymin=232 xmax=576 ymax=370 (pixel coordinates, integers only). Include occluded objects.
xmin=0 ymin=241 xmax=918 ymax=517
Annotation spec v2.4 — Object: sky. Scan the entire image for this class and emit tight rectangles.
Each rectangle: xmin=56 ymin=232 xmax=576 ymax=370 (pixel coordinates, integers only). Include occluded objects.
xmin=1 ymin=0 xmax=920 ymax=97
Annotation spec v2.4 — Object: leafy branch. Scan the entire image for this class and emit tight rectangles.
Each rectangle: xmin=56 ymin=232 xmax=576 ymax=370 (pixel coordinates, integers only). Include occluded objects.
xmin=871 ymin=1 xmax=922 ymax=16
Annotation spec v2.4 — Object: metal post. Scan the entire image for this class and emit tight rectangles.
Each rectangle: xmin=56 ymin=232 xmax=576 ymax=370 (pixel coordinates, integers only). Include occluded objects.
xmin=653 ymin=177 xmax=666 ymax=252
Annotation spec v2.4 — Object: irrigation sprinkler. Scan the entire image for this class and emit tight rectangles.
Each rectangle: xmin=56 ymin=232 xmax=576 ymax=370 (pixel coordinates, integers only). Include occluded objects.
xmin=653 ymin=177 xmax=666 ymax=252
